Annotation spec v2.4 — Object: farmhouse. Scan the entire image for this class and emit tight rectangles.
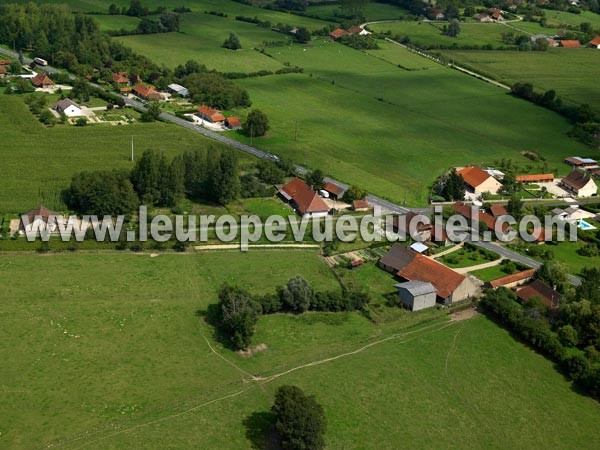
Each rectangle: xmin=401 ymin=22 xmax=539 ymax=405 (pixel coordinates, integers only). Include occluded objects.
xmin=19 ymin=205 xmax=63 ymax=234
xmin=329 ymin=28 xmax=349 ymax=39
xmin=457 ymin=166 xmax=502 ymax=195
xmin=112 ymin=71 xmax=129 ymax=85
xmin=197 ymin=105 xmax=225 ymax=123
xmin=279 ymin=177 xmax=330 ymax=218
xmin=392 ymin=211 xmax=432 ymax=241
xmin=516 ymin=279 xmax=560 ymax=309
xmin=474 ymin=13 xmax=493 ymax=22
xmin=352 ymin=199 xmax=370 ymax=211
xmin=559 ymin=40 xmax=581 ymax=48
xmin=560 ymin=170 xmax=598 ymax=197
xmin=30 ymin=72 xmax=54 ymax=88
xmin=54 ymin=98 xmax=83 ymax=117
xmin=323 ymin=181 xmax=346 ymax=200
xmin=491 ymin=11 xmax=504 ymax=21
xmin=488 ymin=269 xmax=536 ymax=289
xmin=516 ymin=173 xmax=554 ymax=183
xmin=225 ymin=116 xmax=241 ymax=130
xmin=347 ymin=25 xmax=363 ymax=35
xmin=590 ymin=36 xmax=600 ymax=48
xmin=167 ymin=83 xmax=189 ymax=97
xmin=380 ymin=244 xmax=478 ymax=305
xmin=430 ymin=8 xmax=445 ymax=20
xmin=452 ymin=202 xmax=510 ymax=234
xmin=564 ymin=156 xmax=597 ymax=168
xmin=133 ymin=84 xmax=161 ymax=101
xmin=395 ymin=281 xmax=437 ymax=311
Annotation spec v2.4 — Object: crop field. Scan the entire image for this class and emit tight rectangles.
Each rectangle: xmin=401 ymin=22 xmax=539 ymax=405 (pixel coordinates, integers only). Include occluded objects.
xmin=370 ymin=20 xmax=523 ymax=48
xmin=116 ymin=12 xmax=289 ymax=72
xmin=2 ymin=252 xmax=600 ymax=449
xmin=231 ymin=39 xmax=586 ymax=204
xmin=0 ymin=94 xmax=234 ymax=212
xmin=443 ymin=49 xmax=600 ymax=111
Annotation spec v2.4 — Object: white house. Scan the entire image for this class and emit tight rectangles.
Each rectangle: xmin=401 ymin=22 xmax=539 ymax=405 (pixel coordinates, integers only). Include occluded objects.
xmin=167 ymin=83 xmax=189 ymax=97
xmin=561 ymin=170 xmax=598 ymax=198
xmin=457 ymin=166 xmax=503 ymax=195
xmin=54 ymin=98 xmax=83 ymax=117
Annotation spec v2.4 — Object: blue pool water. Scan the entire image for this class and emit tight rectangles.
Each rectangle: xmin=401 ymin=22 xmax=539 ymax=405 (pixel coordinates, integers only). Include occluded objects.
xmin=578 ymin=220 xmax=596 ymax=231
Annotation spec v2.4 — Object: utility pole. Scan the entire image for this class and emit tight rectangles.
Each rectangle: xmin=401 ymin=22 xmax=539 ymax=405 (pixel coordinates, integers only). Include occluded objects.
xmin=131 ymin=135 xmax=134 ymax=162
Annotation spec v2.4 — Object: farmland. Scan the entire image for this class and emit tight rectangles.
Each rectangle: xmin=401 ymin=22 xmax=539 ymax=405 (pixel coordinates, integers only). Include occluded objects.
xmin=442 ymin=49 xmax=600 ymax=111
xmin=2 ymin=251 xmax=600 ymax=448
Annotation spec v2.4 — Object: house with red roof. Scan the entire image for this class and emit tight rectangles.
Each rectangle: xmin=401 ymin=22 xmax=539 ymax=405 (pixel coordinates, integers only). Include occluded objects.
xmin=133 ymin=84 xmax=161 ymax=101
xmin=474 ymin=13 xmax=493 ymax=22
xmin=279 ymin=177 xmax=330 ymax=218
xmin=197 ymin=105 xmax=225 ymax=123
xmin=31 ymin=72 xmax=54 ymax=88
xmin=560 ymin=169 xmax=598 ymax=197
xmin=352 ymin=199 xmax=370 ymax=211
xmin=487 ymin=269 xmax=536 ymax=289
xmin=590 ymin=36 xmax=600 ymax=49
xmin=112 ymin=71 xmax=129 ymax=85
xmin=457 ymin=166 xmax=502 ymax=195
xmin=329 ymin=28 xmax=349 ymax=39
xmin=323 ymin=181 xmax=346 ymax=200
xmin=225 ymin=116 xmax=241 ymax=130
xmin=559 ymin=40 xmax=581 ymax=48
xmin=452 ymin=202 xmax=510 ymax=234
xmin=516 ymin=173 xmax=554 ymax=183
xmin=516 ymin=279 xmax=560 ymax=309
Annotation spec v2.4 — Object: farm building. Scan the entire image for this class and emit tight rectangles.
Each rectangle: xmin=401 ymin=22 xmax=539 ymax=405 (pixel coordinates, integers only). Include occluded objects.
xmin=112 ymin=72 xmax=129 ymax=85
xmin=30 ymin=72 xmax=54 ymax=88
xmin=516 ymin=279 xmax=560 ymax=309
xmin=429 ymin=8 xmax=445 ymax=20
xmin=380 ymin=244 xmax=478 ymax=305
xmin=452 ymin=202 xmax=510 ymax=234
xmin=329 ymin=28 xmax=349 ymax=39
xmin=19 ymin=205 xmax=63 ymax=234
xmin=197 ymin=105 xmax=225 ymax=123
xmin=395 ymin=281 xmax=437 ymax=311
xmin=347 ymin=25 xmax=363 ymax=34
xmin=133 ymin=84 xmax=161 ymax=101
xmin=487 ymin=269 xmax=536 ymax=289
xmin=167 ymin=83 xmax=189 ymax=97
xmin=392 ymin=211 xmax=432 ymax=241
xmin=54 ymin=98 xmax=83 ymax=117
xmin=352 ymin=199 xmax=370 ymax=211
xmin=590 ymin=36 xmax=600 ymax=48
xmin=489 ymin=204 xmax=508 ymax=219
xmin=516 ymin=173 xmax=554 ymax=183
xmin=560 ymin=170 xmax=598 ymax=197
xmin=323 ymin=181 xmax=346 ymax=200
xmin=279 ymin=177 xmax=330 ymax=218
xmin=474 ymin=13 xmax=493 ymax=22
xmin=457 ymin=166 xmax=502 ymax=195
xmin=225 ymin=116 xmax=241 ymax=130
xmin=564 ymin=156 xmax=597 ymax=168
xmin=559 ymin=40 xmax=581 ymax=48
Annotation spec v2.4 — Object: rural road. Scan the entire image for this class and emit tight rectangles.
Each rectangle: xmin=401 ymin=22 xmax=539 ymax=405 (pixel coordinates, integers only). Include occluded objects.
xmin=0 ymin=47 xmax=581 ymax=285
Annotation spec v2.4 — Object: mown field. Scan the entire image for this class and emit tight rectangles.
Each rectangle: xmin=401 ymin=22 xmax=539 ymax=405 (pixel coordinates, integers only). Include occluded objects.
xmin=0 ymin=94 xmax=234 ymax=212
xmin=442 ymin=48 xmax=600 ymax=111
xmin=2 ymin=251 xmax=599 ymax=449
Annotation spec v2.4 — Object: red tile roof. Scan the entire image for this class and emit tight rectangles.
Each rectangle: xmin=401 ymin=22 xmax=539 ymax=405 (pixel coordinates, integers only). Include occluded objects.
xmin=562 ymin=169 xmax=594 ymax=190
xmin=31 ymin=72 xmax=54 ymax=87
xmin=0 ymin=59 xmax=11 ymax=65
xmin=197 ymin=105 xmax=225 ymax=122
xmin=488 ymin=269 xmax=536 ymax=288
xmin=517 ymin=279 xmax=560 ymax=308
xmin=329 ymin=28 xmax=349 ymax=39
xmin=560 ymin=40 xmax=581 ymax=48
xmin=456 ymin=166 xmax=493 ymax=189
xmin=225 ymin=116 xmax=241 ymax=128
xmin=590 ymin=36 xmax=600 ymax=46
xmin=516 ymin=173 xmax=554 ymax=182
xmin=452 ymin=202 xmax=509 ymax=233
xmin=112 ymin=71 xmax=129 ymax=84
xmin=280 ymin=177 xmax=329 ymax=215
xmin=133 ymin=84 xmax=161 ymax=100
xmin=398 ymin=253 xmax=465 ymax=299
xmin=347 ymin=25 xmax=363 ymax=34
xmin=489 ymin=205 xmax=508 ymax=218
xmin=0 ymin=66 xmax=6 ymax=75
xmin=353 ymin=199 xmax=370 ymax=210
xmin=23 ymin=205 xmax=60 ymax=223
xmin=324 ymin=181 xmax=345 ymax=197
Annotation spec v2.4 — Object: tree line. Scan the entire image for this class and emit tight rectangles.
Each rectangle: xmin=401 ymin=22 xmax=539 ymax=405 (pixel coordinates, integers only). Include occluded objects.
xmin=211 ymin=276 xmax=371 ymax=349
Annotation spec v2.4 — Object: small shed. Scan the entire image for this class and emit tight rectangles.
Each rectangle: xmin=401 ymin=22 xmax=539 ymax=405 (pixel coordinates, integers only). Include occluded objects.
xmin=409 ymin=242 xmax=429 ymax=254
xmin=395 ymin=281 xmax=437 ymax=311
xmin=167 ymin=83 xmax=189 ymax=97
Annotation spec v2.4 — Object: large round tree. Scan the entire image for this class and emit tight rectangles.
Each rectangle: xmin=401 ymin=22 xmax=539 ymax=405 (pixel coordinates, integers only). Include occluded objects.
xmin=244 ymin=109 xmax=269 ymax=137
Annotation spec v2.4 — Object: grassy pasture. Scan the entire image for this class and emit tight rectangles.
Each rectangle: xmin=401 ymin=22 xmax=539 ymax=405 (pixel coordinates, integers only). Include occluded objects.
xmin=0 ymin=94 xmax=234 ymax=212
xmin=543 ymin=9 xmax=600 ymax=28
xmin=1 ymin=252 xmax=600 ymax=449
xmin=443 ymin=49 xmax=600 ymax=111
xmin=92 ymin=14 xmax=141 ymax=31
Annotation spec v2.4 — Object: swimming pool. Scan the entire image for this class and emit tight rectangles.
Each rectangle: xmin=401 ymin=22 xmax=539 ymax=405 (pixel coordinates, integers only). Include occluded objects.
xmin=578 ymin=220 xmax=597 ymax=231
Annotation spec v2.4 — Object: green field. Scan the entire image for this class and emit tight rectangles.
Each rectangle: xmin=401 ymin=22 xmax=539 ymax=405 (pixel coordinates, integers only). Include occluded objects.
xmin=442 ymin=48 xmax=600 ymax=111
xmin=2 ymin=251 xmax=600 ymax=448
xmin=0 ymin=94 xmax=234 ymax=212
xmin=543 ymin=9 xmax=600 ymax=28
xmin=116 ymin=12 xmax=289 ymax=72
xmin=306 ymin=1 xmax=409 ymax=22
xmin=92 ymin=14 xmax=141 ymax=31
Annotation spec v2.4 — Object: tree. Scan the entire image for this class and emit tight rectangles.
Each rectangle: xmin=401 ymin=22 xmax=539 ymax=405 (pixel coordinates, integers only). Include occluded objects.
xmin=444 ymin=19 xmax=461 ymax=38
xmin=159 ymin=11 xmax=181 ymax=32
xmin=9 ymin=61 xmax=21 ymax=75
xmin=507 ymin=195 xmax=523 ymax=219
xmin=306 ymin=170 xmax=325 ymax=191
xmin=223 ymin=33 xmax=242 ymax=50
xmin=536 ymin=261 xmax=568 ymax=290
xmin=244 ymin=109 xmax=269 ymax=137
xmin=343 ymin=185 xmax=367 ymax=203
xmin=131 ymin=149 xmax=166 ymax=205
xmin=108 ymin=4 xmax=119 ymax=15
xmin=74 ymin=117 xmax=88 ymax=127
xmin=39 ymin=110 xmax=56 ymax=126
xmin=275 ymin=0 xmax=308 ymax=11
xmin=445 ymin=5 xmax=459 ymax=20
xmin=214 ymin=150 xmax=241 ymax=204
xmin=295 ymin=27 xmax=311 ymax=44
xmin=257 ymin=160 xmax=285 ymax=184
xmin=65 ymin=170 xmax=138 ymax=215
xmin=217 ymin=284 xmax=261 ymax=349
xmin=558 ymin=324 xmax=579 ymax=347
xmin=272 ymin=385 xmax=326 ymax=450
xmin=340 ymin=0 xmax=370 ymax=18
xmin=141 ymin=101 xmax=161 ymax=122
xmin=280 ymin=276 xmax=313 ymax=313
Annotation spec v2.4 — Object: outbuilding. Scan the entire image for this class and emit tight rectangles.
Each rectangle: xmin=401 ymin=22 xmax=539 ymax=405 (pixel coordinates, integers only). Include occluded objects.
xmin=167 ymin=83 xmax=189 ymax=97
xmin=54 ymin=98 xmax=83 ymax=117
xmin=395 ymin=281 xmax=437 ymax=311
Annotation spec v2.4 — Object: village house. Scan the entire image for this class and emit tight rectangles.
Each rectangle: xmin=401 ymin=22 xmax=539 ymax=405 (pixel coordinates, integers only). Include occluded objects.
xmin=516 ymin=279 xmax=561 ymax=309
xmin=352 ymin=199 xmax=370 ymax=212
xmin=19 ymin=205 xmax=63 ymax=234
xmin=590 ymin=36 xmax=600 ymax=49
xmin=31 ymin=72 xmax=54 ymax=88
xmin=279 ymin=177 xmax=330 ymax=218
xmin=560 ymin=169 xmax=598 ymax=197
xmin=430 ymin=8 xmax=445 ymax=20
xmin=323 ymin=181 xmax=346 ymax=200
xmin=54 ymin=98 xmax=83 ymax=118
xmin=167 ymin=83 xmax=189 ymax=97
xmin=452 ymin=201 xmax=510 ymax=234
xmin=457 ymin=166 xmax=502 ymax=195
xmin=329 ymin=28 xmax=349 ymax=40
xmin=559 ymin=40 xmax=581 ymax=48
xmin=225 ymin=116 xmax=241 ymax=130
xmin=564 ymin=156 xmax=597 ymax=168
xmin=112 ymin=71 xmax=129 ymax=85
xmin=516 ymin=173 xmax=555 ymax=183
xmin=487 ymin=269 xmax=537 ymax=289
xmin=531 ymin=35 xmax=558 ymax=47
xmin=395 ymin=281 xmax=437 ymax=311
xmin=392 ymin=211 xmax=433 ymax=241
xmin=133 ymin=84 xmax=161 ymax=101
xmin=489 ymin=204 xmax=508 ymax=219
xmin=346 ymin=25 xmax=363 ymax=35
xmin=474 ymin=13 xmax=493 ymax=22
xmin=380 ymin=244 xmax=479 ymax=305
xmin=197 ymin=105 xmax=225 ymax=123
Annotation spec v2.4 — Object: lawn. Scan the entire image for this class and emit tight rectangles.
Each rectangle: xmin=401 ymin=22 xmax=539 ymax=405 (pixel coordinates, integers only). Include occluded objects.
xmin=440 ymin=243 xmax=500 ymax=268
xmin=469 ymin=260 xmax=529 ymax=282
xmin=514 ymin=239 xmax=600 ymax=276
xmin=243 ymin=197 xmax=293 ymax=218
xmin=370 ymin=20 xmax=524 ymax=49
xmin=443 ymin=48 xmax=600 ymax=111
xmin=0 ymin=94 xmax=236 ymax=212
xmin=2 ymin=252 xmax=600 ymax=449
